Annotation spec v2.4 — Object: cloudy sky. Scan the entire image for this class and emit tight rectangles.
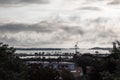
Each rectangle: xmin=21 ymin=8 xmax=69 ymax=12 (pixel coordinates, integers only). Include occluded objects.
xmin=0 ymin=0 xmax=120 ymax=48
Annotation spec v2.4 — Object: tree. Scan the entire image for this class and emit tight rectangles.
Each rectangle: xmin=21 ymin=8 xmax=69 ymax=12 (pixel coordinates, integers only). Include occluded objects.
xmin=28 ymin=63 xmax=75 ymax=80
xmin=74 ymin=54 xmax=95 ymax=75
xmin=0 ymin=43 xmax=28 ymax=80
xmin=61 ymin=69 xmax=75 ymax=80
xmin=112 ymin=41 xmax=120 ymax=79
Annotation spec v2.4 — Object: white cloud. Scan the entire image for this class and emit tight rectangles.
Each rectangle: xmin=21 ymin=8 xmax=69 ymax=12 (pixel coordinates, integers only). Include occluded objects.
xmin=0 ymin=0 xmax=120 ymax=48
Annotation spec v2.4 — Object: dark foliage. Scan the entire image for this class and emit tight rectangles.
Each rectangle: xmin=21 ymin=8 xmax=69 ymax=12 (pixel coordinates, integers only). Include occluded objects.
xmin=0 ymin=42 xmax=75 ymax=80
xmin=0 ymin=43 xmax=28 ymax=80
xmin=75 ymin=41 xmax=120 ymax=80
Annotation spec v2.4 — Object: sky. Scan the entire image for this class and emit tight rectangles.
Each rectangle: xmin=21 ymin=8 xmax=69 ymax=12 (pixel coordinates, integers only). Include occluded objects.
xmin=0 ymin=0 xmax=120 ymax=48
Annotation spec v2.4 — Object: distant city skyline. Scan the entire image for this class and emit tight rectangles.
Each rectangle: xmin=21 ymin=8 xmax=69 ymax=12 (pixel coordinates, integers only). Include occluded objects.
xmin=0 ymin=0 xmax=120 ymax=48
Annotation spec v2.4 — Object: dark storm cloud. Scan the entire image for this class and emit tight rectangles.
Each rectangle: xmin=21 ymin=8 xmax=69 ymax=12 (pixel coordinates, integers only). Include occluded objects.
xmin=61 ymin=26 xmax=84 ymax=35
xmin=0 ymin=0 xmax=49 ymax=6
xmin=108 ymin=0 xmax=120 ymax=5
xmin=78 ymin=6 xmax=101 ymax=11
xmin=0 ymin=21 xmax=86 ymax=46
xmin=0 ymin=23 xmax=55 ymax=33
xmin=0 ymin=22 xmax=85 ymax=36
